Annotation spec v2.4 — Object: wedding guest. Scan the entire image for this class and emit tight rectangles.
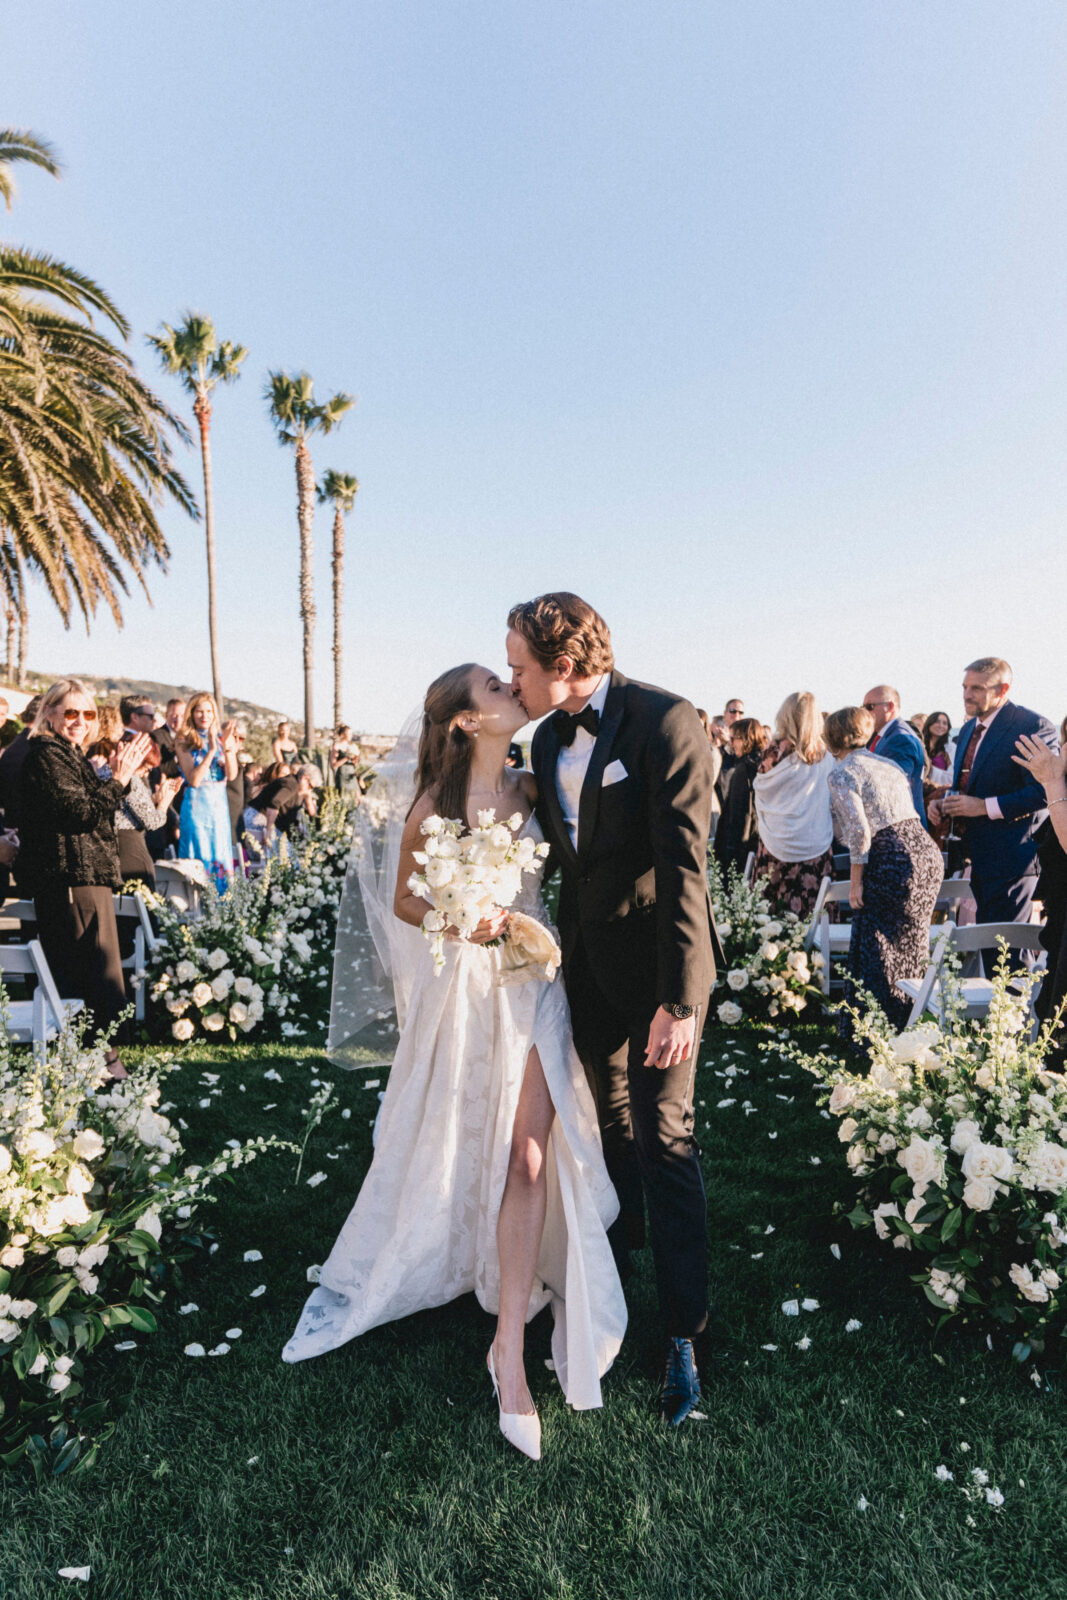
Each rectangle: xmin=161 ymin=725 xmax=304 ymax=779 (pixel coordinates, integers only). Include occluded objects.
xmin=928 ymin=657 xmax=1058 ymax=932
xmin=1013 ymin=733 xmax=1067 ymax=1065
xmin=861 ymin=685 xmax=926 ymax=821
xmin=120 ymin=694 xmax=157 ymax=740
xmin=921 ymin=710 xmax=956 ymax=848
xmin=715 ymin=697 xmax=746 ymax=801
xmin=271 ymin=719 xmax=300 ymax=765
xmin=96 ymin=703 xmax=123 ymax=745
xmin=153 ymin=698 xmax=186 ymax=762
xmin=175 ymin=693 xmax=239 ymax=892
xmin=697 ymin=709 xmax=723 ymax=839
xmin=825 ymin=706 xmax=943 ymax=1031
xmin=258 ymin=763 xmax=320 ymax=840
xmin=0 ymin=694 xmax=41 ymax=837
xmin=0 ymin=695 xmax=18 ymax=749
xmin=114 ymin=739 xmax=181 ymax=890
xmin=908 ymin=713 xmax=927 ymax=736
xmin=226 ymin=726 xmax=249 ymax=837
xmin=19 ymin=679 xmax=154 ymax=1070
xmin=752 ymin=692 xmax=835 ymax=916
xmin=713 ymin=717 xmax=768 ymax=877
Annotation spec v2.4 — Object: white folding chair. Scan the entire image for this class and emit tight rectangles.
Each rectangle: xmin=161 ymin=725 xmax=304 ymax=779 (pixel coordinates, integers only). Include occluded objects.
xmin=113 ymin=893 xmax=162 ymax=1022
xmin=0 ymin=940 xmax=85 ymax=1061
xmin=155 ymin=859 xmax=209 ymax=917
xmin=900 ymin=927 xmax=957 ymax=1025
xmin=815 ymin=880 xmax=855 ymax=996
xmin=742 ymin=852 xmax=756 ymax=885
xmin=931 ymin=876 xmax=974 ymax=926
xmin=901 ymin=922 xmax=1046 ymax=1025
xmin=803 ymin=874 xmax=832 ymax=955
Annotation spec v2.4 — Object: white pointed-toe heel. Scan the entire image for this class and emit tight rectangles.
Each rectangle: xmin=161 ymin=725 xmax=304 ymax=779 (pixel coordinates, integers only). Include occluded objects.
xmin=487 ymin=1347 xmax=542 ymax=1461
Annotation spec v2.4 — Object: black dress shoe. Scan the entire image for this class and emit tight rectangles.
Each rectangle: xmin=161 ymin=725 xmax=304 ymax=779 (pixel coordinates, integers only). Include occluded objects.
xmin=659 ymin=1336 xmax=701 ymax=1426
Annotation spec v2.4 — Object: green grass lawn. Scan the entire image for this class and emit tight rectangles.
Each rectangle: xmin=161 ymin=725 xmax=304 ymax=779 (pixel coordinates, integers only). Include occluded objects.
xmin=2 ymin=1025 xmax=1066 ymax=1600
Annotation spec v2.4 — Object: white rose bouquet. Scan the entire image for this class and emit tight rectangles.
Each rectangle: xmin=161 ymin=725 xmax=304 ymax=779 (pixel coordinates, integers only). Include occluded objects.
xmin=780 ymin=950 xmax=1067 ymax=1360
xmin=407 ymin=810 xmax=553 ymax=977
xmin=707 ymin=856 xmax=821 ymax=1025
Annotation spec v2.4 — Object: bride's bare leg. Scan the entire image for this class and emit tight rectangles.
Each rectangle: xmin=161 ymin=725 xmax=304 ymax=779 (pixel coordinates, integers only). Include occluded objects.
xmin=491 ymin=1045 xmax=555 ymax=1415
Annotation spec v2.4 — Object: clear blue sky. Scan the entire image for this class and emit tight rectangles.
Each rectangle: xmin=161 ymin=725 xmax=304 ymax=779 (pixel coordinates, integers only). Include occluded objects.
xmin=5 ymin=3 xmax=1066 ymax=732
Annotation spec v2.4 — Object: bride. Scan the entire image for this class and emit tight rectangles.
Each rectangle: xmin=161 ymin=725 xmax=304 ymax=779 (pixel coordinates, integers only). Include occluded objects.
xmin=282 ymin=663 xmax=626 ymax=1458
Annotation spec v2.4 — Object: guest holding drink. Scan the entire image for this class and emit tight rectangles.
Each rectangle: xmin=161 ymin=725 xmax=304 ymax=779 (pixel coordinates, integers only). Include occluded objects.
xmin=175 ymin=693 xmax=239 ymax=892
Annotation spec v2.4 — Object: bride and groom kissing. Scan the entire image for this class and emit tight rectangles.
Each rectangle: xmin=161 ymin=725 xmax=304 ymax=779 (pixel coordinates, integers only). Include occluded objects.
xmin=283 ymin=592 xmax=721 ymax=1459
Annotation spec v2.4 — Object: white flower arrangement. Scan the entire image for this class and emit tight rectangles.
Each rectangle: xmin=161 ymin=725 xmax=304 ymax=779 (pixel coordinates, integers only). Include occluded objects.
xmin=708 ymin=857 xmax=821 ymax=1025
xmin=145 ymin=794 xmax=354 ymax=1045
xmin=783 ymin=950 xmax=1067 ymax=1356
xmin=407 ymin=810 xmax=551 ymax=975
xmin=0 ymin=1017 xmax=294 ymax=1474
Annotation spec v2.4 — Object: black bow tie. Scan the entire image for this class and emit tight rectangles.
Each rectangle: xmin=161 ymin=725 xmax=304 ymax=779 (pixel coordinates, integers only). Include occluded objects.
xmin=556 ymin=706 xmax=600 ymax=747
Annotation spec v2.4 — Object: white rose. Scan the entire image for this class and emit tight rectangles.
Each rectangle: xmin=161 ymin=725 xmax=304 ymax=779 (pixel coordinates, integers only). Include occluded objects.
xmin=962 ymin=1175 xmax=997 ymax=1211
xmin=175 ymin=960 xmax=198 ymax=983
xmin=0 ymin=1246 xmax=24 ymax=1268
xmin=1009 ymin=1262 xmax=1049 ymax=1303
xmin=904 ymin=1196 xmax=927 ymax=1234
xmin=191 ymin=982 xmax=213 ymax=1008
xmin=172 ymin=1018 xmax=195 ymax=1043
xmin=16 ymin=1129 xmax=55 ymax=1161
xmin=717 ymin=1001 xmax=743 ymax=1026
xmin=828 ymin=1083 xmax=856 ymax=1114
xmin=905 ymin=1105 xmax=934 ymax=1131
xmin=950 ymin=1119 xmax=982 ymax=1156
xmin=873 ymin=1201 xmax=900 ymax=1240
xmin=877 ymin=1131 xmax=898 ymax=1154
xmin=761 ymin=942 xmax=781 ymax=963
xmin=203 ymin=1013 xmax=226 ymax=1032
xmin=66 ymin=1163 xmax=93 ymax=1195
xmin=897 ymin=1135 xmax=946 ymax=1196
xmin=72 ymin=1129 xmax=105 ymax=1162
xmin=48 ymin=1370 xmax=72 ymax=1392
xmin=838 ymin=1117 xmax=859 ymax=1143
xmin=206 ymin=948 xmax=229 ymax=970
xmin=0 ymin=1319 xmax=19 ymax=1343
xmin=726 ymin=970 xmax=749 ymax=992
xmin=975 ymin=1066 xmax=996 ymax=1091
xmin=60 ymin=1195 xmax=90 ymax=1228
xmin=139 ymin=1209 xmax=162 ymax=1242
xmin=846 ymin=1143 xmax=868 ymax=1172
xmin=1026 ymin=1140 xmax=1067 ymax=1195
xmin=960 ymin=1141 xmax=1014 ymax=1185
xmin=56 ymin=1246 xmax=79 ymax=1267
xmin=1040 ymin=1267 xmax=1061 ymax=1289
xmin=233 ymin=976 xmax=253 ymax=998
xmin=210 ymin=972 xmax=232 ymax=1002
xmin=229 ymin=1001 xmax=249 ymax=1025
xmin=28 ymin=1352 xmax=47 ymax=1376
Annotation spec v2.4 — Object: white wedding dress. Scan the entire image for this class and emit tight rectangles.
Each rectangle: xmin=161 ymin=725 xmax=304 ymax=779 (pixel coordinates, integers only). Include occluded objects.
xmin=282 ymin=818 xmax=626 ymax=1409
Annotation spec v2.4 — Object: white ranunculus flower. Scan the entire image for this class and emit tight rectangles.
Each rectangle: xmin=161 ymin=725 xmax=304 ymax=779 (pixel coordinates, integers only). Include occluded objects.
xmin=897 ymin=1135 xmax=946 ymax=1196
xmin=507 ymin=812 xmax=524 ymax=831
xmin=206 ymin=948 xmax=229 ymax=970
xmin=191 ymin=981 xmax=213 ymax=1008
xmin=726 ymin=970 xmax=749 ymax=992
xmin=1009 ymin=1262 xmax=1049 ymax=1303
xmin=962 ymin=1175 xmax=997 ymax=1211
xmin=425 ymin=858 xmax=455 ymax=889
xmin=422 ymin=814 xmax=444 ymax=836
xmin=975 ymin=1065 xmax=996 ymax=1091
xmin=717 ymin=1000 xmax=743 ymax=1026
xmin=950 ymin=1119 xmax=982 ymax=1156
xmin=172 ymin=1018 xmax=195 ymax=1042
xmin=1026 ymin=1140 xmax=1067 ymax=1195
xmin=66 ymin=1162 xmax=93 ymax=1195
xmin=175 ymin=959 xmax=198 ymax=983
xmin=960 ymin=1140 xmax=1013 ymax=1185
xmin=203 ymin=1012 xmax=226 ymax=1032
xmin=210 ymin=972 xmax=232 ymax=1001
xmin=72 ymin=1128 xmax=105 ymax=1162
xmin=905 ymin=1105 xmax=933 ymax=1131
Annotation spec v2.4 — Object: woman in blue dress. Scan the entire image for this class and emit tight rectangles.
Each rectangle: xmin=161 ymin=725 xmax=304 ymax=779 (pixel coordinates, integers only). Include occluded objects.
xmin=175 ymin=692 xmax=239 ymax=892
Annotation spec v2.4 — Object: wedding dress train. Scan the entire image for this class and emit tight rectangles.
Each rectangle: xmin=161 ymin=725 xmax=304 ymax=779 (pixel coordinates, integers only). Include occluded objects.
xmin=282 ymin=820 xmax=626 ymax=1410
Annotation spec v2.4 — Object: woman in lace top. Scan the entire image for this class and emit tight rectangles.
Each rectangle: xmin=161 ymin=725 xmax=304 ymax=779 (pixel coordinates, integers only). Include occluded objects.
xmin=825 ymin=707 xmax=943 ymax=1032
xmin=114 ymin=739 xmax=182 ymax=891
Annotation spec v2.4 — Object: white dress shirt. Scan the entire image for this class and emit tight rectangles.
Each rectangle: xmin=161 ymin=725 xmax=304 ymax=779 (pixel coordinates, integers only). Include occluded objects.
xmin=555 ymin=674 xmax=611 ymax=849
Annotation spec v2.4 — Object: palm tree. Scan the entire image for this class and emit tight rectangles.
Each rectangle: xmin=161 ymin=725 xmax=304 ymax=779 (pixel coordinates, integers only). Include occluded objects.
xmin=148 ymin=314 xmax=247 ymax=711
xmin=265 ymin=373 xmax=353 ymax=745
xmin=0 ymin=129 xmax=196 ymax=642
xmin=317 ymin=469 xmax=359 ymax=730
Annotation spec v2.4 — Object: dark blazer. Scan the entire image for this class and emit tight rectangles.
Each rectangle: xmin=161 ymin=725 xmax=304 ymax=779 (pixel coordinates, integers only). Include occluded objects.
xmin=872 ymin=717 xmax=926 ymax=821
xmin=18 ymin=731 xmax=126 ymax=896
xmin=951 ymin=701 xmax=1059 ymax=888
xmin=713 ymin=748 xmax=761 ymax=873
xmin=531 ymin=671 xmax=721 ymax=1014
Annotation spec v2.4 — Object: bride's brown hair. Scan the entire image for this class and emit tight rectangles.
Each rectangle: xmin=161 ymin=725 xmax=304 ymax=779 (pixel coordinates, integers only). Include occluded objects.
xmin=410 ymin=664 xmax=479 ymax=824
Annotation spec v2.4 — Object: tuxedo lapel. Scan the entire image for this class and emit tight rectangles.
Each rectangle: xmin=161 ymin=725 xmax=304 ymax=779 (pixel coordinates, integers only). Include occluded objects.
xmin=576 ymin=673 xmax=626 ymax=860
xmin=536 ymin=716 xmax=578 ymax=869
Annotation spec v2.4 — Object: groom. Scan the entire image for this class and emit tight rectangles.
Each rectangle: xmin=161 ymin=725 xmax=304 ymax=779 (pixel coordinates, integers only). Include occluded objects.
xmin=507 ymin=592 xmax=720 ymax=1424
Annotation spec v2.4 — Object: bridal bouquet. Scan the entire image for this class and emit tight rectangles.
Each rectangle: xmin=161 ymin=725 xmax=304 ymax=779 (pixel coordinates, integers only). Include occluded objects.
xmin=784 ymin=953 xmax=1067 ymax=1359
xmin=407 ymin=810 xmax=555 ymax=979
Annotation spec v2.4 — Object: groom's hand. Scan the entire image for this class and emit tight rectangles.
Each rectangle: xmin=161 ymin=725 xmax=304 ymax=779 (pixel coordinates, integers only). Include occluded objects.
xmin=645 ymin=1007 xmax=696 ymax=1071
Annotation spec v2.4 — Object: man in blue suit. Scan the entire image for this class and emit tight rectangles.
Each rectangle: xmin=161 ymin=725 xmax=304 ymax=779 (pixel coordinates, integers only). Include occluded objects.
xmin=929 ymin=656 xmax=1059 ymax=929
xmin=862 ymin=685 xmax=926 ymax=821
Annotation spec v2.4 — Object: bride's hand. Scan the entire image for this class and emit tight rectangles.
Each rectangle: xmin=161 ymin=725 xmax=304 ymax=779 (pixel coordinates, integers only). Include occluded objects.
xmin=466 ymin=910 xmax=509 ymax=945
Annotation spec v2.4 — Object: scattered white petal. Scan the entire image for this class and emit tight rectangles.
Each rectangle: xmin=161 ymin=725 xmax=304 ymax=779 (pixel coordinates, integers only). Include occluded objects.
xmin=263 ymin=1103 xmax=277 ymax=1111
xmin=176 ymin=1205 xmax=192 ymax=1219
xmin=58 ymin=1570 xmax=91 ymax=1582
xmin=768 ymin=1132 xmax=778 ymax=1140
xmin=207 ymin=1343 xmax=231 ymax=1357
xmin=247 ymin=1456 xmax=259 ymax=1466
xmin=243 ymin=1249 xmax=263 ymax=1262
xmin=113 ymin=1340 xmax=138 ymax=1352
xmin=544 ymin=1358 xmax=556 ymax=1371
xmin=341 ymin=1108 xmax=351 ymax=1119
xmin=935 ymin=1465 xmax=954 ymax=1481
xmin=209 ymin=1243 xmax=219 ymax=1255
xmin=810 ymin=1156 xmax=821 ymax=1165
xmin=284 ymin=1547 xmax=294 ymax=1556
xmin=801 ymin=1298 xmax=819 ymax=1312
xmin=178 ymin=1303 xmax=199 ymax=1315
xmin=365 ymin=1079 xmax=380 ymax=1089
xmin=306 ymin=1264 xmax=322 ymax=1283
xmin=830 ymin=1244 xmax=841 ymax=1260
xmin=960 ymin=1441 xmax=971 ymax=1452
xmin=250 ymin=1285 xmax=266 ymax=1298
xmin=845 ymin=1319 xmax=862 ymax=1333
xmin=751 ymin=1252 xmax=764 ymax=1260
xmin=716 ymin=1098 xmax=736 ymax=1108
xmin=764 ymin=1225 xmax=775 ymax=1235
xmin=686 ymin=1410 xmax=708 ymax=1421
xmin=198 ymin=1098 xmax=212 ymax=1109
xmin=985 ymin=1487 xmax=1004 ymax=1508
xmin=306 ymin=1172 xmax=327 ymax=1188
xmin=760 ymin=1343 xmax=778 ymax=1352
xmin=796 ymin=1336 xmax=812 ymax=1351
xmin=782 ymin=1299 xmax=799 ymax=1316
xmin=226 ymin=1328 xmax=243 ymax=1339
xmin=184 ymin=1343 xmax=206 ymax=1357
xmin=264 ymin=1069 xmax=283 ymax=1082
xmin=857 ymin=1496 xmax=869 ymax=1512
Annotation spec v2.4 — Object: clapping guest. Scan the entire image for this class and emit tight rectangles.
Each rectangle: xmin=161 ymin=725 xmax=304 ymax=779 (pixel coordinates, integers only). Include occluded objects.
xmin=825 ymin=707 xmax=943 ymax=1032
xmin=1012 ymin=733 xmax=1067 ymax=1065
xmin=752 ymin=692 xmax=836 ymax=916
xmin=175 ymin=693 xmax=239 ymax=892
xmin=96 ymin=703 xmax=123 ymax=745
xmin=19 ymin=679 xmax=155 ymax=1071
xmin=713 ymin=717 xmax=768 ymax=878
xmin=114 ymin=739 xmax=182 ymax=891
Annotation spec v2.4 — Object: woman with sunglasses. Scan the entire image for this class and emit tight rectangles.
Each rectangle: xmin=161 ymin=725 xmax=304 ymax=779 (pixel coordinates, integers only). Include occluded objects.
xmin=18 ymin=679 xmax=154 ymax=1074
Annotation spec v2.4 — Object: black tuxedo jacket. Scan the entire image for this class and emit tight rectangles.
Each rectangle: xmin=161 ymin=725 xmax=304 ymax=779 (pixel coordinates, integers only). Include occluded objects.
xmin=531 ymin=671 xmax=721 ymax=1015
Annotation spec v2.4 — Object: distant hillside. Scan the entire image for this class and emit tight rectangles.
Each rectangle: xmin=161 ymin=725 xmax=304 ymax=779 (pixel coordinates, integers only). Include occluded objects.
xmin=37 ymin=673 xmax=294 ymax=731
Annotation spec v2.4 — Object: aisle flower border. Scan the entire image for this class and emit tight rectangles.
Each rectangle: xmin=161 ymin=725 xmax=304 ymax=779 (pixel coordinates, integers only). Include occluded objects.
xmin=708 ymin=855 xmax=822 ymax=1025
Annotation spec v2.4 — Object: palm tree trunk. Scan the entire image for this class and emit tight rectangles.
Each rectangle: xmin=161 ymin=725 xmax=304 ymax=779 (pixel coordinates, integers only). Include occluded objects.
xmin=4 ymin=603 xmax=14 ymax=681
xmin=331 ymin=505 xmax=344 ymax=730
xmin=193 ymin=391 xmax=224 ymax=714
xmin=295 ymin=438 xmax=316 ymax=746
xmin=16 ymin=591 xmax=27 ymax=688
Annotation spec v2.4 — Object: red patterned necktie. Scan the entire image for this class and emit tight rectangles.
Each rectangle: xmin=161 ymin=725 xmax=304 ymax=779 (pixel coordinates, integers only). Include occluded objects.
xmin=957 ymin=721 xmax=984 ymax=793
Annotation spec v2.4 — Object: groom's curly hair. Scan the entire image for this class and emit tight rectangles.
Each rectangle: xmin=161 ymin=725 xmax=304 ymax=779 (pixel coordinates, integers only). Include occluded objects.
xmin=507 ymin=592 xmax=614 ymax=678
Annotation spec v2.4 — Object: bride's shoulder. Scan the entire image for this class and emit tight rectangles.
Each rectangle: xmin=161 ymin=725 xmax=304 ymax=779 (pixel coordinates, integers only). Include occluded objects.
xmin=514 ymin=769 xmax=538 ymax=806
xmin=400 ymin=788 xmax=438 ymax=843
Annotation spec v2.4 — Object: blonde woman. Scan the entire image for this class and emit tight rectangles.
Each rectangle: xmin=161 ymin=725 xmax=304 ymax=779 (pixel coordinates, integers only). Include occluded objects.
xmin=175 ymin=693 xmax=239 ymax=892
xmin=752 ymin=692 xmax=836 ymax=916
xmin=271 ymin=719 xmax=299 ymax=765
